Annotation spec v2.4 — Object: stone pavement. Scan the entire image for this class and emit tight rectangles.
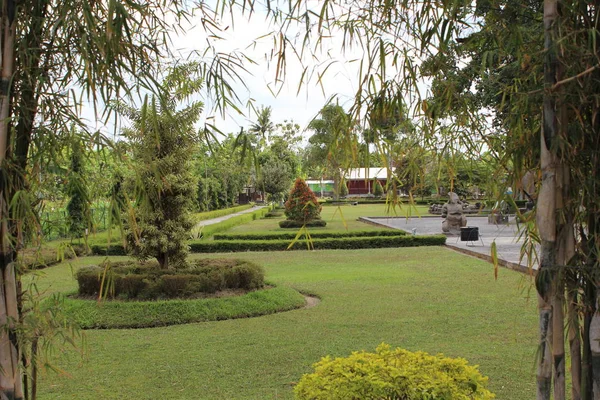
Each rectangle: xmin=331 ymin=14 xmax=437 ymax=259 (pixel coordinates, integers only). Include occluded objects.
xmin=360 ymin=215 xmax=538 ymax=273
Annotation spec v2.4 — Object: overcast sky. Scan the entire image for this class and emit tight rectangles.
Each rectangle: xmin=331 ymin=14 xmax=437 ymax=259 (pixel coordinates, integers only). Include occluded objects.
xmin=169 ymin=3 xmax=362 ymax=136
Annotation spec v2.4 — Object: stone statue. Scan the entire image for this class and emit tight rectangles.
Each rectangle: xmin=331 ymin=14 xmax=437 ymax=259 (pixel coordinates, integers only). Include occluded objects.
xmin=441 ymin=192 xmax=467 ymax=233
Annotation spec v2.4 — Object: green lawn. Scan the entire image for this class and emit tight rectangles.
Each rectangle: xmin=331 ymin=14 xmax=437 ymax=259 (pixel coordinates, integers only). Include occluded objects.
xmin=228 ymin=203 xmax=430 ymax=234
xmin=37 ymin=247 xmax=537 ymax=399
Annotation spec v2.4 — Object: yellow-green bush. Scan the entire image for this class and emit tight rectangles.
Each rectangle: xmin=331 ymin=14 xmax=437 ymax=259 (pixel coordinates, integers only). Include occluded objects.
xmin=294 ymin=344 xmax=495 ymax=400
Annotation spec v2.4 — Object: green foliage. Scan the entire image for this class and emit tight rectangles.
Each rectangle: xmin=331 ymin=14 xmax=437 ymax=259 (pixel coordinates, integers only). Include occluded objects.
xmin=259 ymin=161 xmax=293 ymax=202
xmin=196 ymin=206 xmax=272 ymax=238
xmin=278 ymin=219 xmax=327 ymax=228
xmin=17 ymin=245 xmax=86 ymax=271
xmin=373 ymin=180 xmax=384 ymax=197
xmin=339 ymin=180 xmax=349 ymax=197
xmin=122 ymin=67 xmax=203 ymax=269
xmin=193 ymin=204 xmax=253 ymax=222
xmin=60 ymin=285 xmax=305 ymax=329
xmin=187 ymin=235 xmax=446 ymax=253
xmin=284 ymin=178 xmax=322 ymax=222
xmin=304 ymin=104 xmax=357 ymax=200
xmin=214 ymin=230 xmax=406 ymax=241
xmin=66 ymin=140 xmax=91 ymax=238
xmin=295 ymin=343 xmax=495 ymax=400
xmin=75 ymin=258 xmax=265 ymax=300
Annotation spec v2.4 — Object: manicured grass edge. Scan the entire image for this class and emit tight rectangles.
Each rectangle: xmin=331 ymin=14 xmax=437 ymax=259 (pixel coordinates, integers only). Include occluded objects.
xmin=58 ymin=285 xmax=306 ymax=329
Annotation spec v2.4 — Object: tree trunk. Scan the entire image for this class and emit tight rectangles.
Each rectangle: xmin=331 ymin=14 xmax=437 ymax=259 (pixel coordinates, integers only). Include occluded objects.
xmin=537 ymin=1 xmax=564 ymax=399
xmin=0 ymin=1 xmax=23 ymax=398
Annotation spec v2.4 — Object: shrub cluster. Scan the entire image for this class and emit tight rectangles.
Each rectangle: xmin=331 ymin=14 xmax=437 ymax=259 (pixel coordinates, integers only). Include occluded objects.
xmin=263 ymin=211 xmax=284 ymax=218
xmin=76 ymin=258 xmax=265 ymax=300
xmin=295 ymin=343 xmax=495 ymax=400
xmin=214 ymin=230 xmax=407 ymax=241
xmin=188 ymin=235 xmax=446 ymax=253
xmin=279 ymin=219 xmax=327 ymax=228
xmin=284 ymin=178 xmax=322 ymax=223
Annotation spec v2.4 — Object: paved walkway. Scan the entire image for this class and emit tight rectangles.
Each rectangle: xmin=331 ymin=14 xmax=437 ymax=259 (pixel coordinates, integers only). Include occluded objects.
xmin=194 ymin=205 xmax=267 ymax=229
xmin=360 ymin=215 xmax=538 ymax=273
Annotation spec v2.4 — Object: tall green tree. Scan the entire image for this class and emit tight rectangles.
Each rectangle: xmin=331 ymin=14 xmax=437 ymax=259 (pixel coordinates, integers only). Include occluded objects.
xmin=120 ymin=66 xmax=203 ymax=270
xmin=66 ymin=139 xmax=90 ymax=239
xmin=306 ymin=104 xmax=357 ymax=200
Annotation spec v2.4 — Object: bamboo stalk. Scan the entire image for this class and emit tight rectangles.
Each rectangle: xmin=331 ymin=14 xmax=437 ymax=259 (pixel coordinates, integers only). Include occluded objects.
xmin=568 ymin=278 xmax=582 ymax=400
xmin=590 ymin=293 xmax=600 ymax=397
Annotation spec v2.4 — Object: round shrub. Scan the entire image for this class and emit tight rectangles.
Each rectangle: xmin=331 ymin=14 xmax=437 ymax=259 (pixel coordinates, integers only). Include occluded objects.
xmin=75 ymin=258 xmax=265 ymax=300
xmin=294 ymin=343 xmax=495 ymax=400
xmin=284 ymin=178 xmax=322 ymax=223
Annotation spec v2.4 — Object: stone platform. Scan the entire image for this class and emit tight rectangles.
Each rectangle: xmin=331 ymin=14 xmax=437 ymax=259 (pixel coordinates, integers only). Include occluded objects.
xmin=360 ymin=215 xmax=538 ymax=274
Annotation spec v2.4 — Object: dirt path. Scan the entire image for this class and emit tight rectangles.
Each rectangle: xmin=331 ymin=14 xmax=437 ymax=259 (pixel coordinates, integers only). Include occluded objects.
xmin=303 ymin=295 xmax=321 ymax=309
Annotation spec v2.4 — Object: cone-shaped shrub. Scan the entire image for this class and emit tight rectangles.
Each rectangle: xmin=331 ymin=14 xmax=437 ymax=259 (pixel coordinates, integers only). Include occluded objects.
xmin=284 ymin=178 xmax=322 ymax=223
xmin=373 ymin=180 xmax=384 ymax=197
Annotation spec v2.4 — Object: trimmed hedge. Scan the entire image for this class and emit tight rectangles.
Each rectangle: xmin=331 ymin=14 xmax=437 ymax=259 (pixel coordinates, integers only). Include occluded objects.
xmin=295 ymin=343 xmax=495 ymax=400
xmin=193 ymin=204 xmax=253 ymax=222
xmin=76 ymin=258 xmax=265 ymax=300
xmin=263 ymin=211 xmax=284 ymax=218
xmin=199 ymin=206 xmax=272 ymax=238
xmin=279 ymin=219 xmax=327 ymax=228
xmin=188 ymin=235 xmax=446 ymax=253
xmin=213 ymin=230 xmax=406 ymax=241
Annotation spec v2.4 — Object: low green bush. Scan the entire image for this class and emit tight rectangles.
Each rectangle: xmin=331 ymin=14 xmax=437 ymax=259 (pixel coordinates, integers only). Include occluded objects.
xmin=188 ymin=235 xmax=446 ymax=253
xmin=75 ymin=258 xmax=265 ymax=300
xmin=263 ymin=211 xmax=284 ymax=218
xmin=90 ymin=244 xmax=127 ymax=256
xmin=279 ymin=219 xmax=327 ymax=228
xmin=194 ymin=204 xmax=254 ymax=222
xmin=214 ymin=230 xmax=406 ymax=241
xmin=294 ymin=343 xmax=495 ymax=400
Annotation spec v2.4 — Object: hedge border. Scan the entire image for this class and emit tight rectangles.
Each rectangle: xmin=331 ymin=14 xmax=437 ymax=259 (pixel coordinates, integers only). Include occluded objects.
xmin=92 ymin=235 xmax=445 ymax=255
xmin=199 ymin=206 xmax=273 ymax=238
xmin=193 ymin=204 xmax=254 ymax=222
xmin=213 ymin=230 xmax=407 ymax=241
xmin=188 ymin=235 xmax=446 ymax=253
xmin=279 ymin=219 xmax=327 ymax=228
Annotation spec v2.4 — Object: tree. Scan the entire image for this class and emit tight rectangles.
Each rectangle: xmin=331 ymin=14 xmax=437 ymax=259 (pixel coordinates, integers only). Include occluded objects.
xmin=249 ymin=106 xmax=275 ymax=145
xmin=120 ymin=67 xmax=203 ymax=270
xmin=306 ymin=104 xmax=358 ymax=200
xmin=66 ymin=139 xmax=90 ymax=239
xmin=259 ymin=161 xmax=293 ymax=202
xmin=284 ymin=178 xmax=322 ymax=223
